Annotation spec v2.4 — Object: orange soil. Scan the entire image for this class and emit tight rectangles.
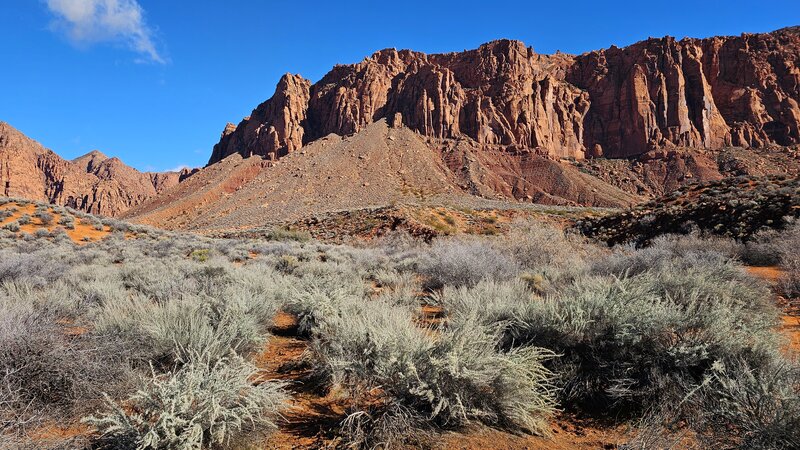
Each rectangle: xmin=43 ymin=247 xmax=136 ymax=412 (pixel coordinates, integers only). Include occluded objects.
xmin=437 ymin=418 xmax=630 ymax=450
xmin=0 ymin=202 xmax=112 ymax=244
xmin=745 ymin=266 xmax=800 ymax=354
xmin=745 ymin=265 xmax=785 ymax=283
xmin=258 ymin=312 xmax=353 ymax=449
xmin=782 ymin=315 xmax=800 ymax=354
xmin=26 ymin=422 xmax=91 ymax=444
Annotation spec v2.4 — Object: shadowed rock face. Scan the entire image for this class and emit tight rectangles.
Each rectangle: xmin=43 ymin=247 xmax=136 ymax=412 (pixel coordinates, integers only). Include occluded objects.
xmin=0 ymin=122 xmax=184 ymax=216
xmin=209 ymin=27 xmax=800 ymax=165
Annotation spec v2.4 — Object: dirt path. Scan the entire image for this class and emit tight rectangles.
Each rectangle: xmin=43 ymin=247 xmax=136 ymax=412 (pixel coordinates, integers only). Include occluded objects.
xmin=257 ymin=312 xmax=350 ymax=449
xmin=745 ymin=266 xmax=800 ymax=353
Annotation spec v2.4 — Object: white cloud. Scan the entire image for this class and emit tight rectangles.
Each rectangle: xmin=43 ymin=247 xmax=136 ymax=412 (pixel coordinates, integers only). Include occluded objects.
xmin=45 ymin=0 xmax=165 ymax=63
xmin=165 ymin=164 xmax=190 ymax=173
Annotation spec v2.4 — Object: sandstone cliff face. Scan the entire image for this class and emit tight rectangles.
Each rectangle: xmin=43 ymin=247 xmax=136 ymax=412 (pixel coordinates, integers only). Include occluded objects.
xmin=567 ymin=27 xmax=800 ymax=157
xmin=0 ymin=122 xmax=183 ymax=216
xmin=209 ymin=27 xmax=800 ymax=165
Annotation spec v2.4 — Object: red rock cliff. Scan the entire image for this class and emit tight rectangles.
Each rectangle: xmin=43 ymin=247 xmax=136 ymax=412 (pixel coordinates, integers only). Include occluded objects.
xmin=208 ymin=27 xmax=800 ymax=165
xmin=0 ymin=122 xmax=184 ymax=216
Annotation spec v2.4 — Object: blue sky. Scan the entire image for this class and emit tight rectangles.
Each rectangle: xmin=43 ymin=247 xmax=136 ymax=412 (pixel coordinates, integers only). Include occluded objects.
xmin=1 ymin=1 xmax=798 ymax=172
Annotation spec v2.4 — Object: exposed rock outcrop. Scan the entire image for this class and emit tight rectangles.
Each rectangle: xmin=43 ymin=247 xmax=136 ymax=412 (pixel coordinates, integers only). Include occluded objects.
xmin=209 ymin=27 xmax=800 ymax=165
xmin=0 ymin=122 xmax=184 ymax=216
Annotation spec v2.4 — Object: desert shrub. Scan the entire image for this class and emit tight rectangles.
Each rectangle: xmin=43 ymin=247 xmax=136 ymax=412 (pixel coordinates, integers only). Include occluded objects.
xmin=432 ymin=279 xmax=531 ymax=336
xmin=283 ymin=281 xmax=365 ymax=336
xmin=35 ymin=210 xmax=53 ymax=226
xmin=371 ymin=269 xmax=422 ymax=308
xmin=652 ymin=232 xmax=743 ymax=260
xmin=503 ymin=269 xmax=781 ymax=414
xmin=0 ymin=292 xmax=124 ymax=425
xmin=51 ymin=227 xmax=72 ymax=242
xmin=264 ymin=227 xmax=310 ymax=242
xmin=0 ymin=251 xmax=68 ymax=287
xmin=96 ymin=286 xmax=279 ymax=369
xmin=689 ymin=358 xmax=800 ymax=449
xmin=590 ymin=233 xmax=743 ymax=277
xmin=309 ymin=300 xmax=557 ymax=446
xmin=16 ymin=214 xmax=31 ymax=225
xmin=85 ymin=354 xmax=287 ymax=450
xmin=3 ymin=222 xmax=19 ymax=232
xmin=209 ymin=239 xmax=258 ymax=262
xmin=119 ymin=258 xmax=203 ymax=302
xmin=69 ymin=271 xmax=127 ymax=310
xmin=419 ymin=238 xmax=519 ymax=289
xmin=58 ymin=214 xmax=75 ymax=229
xmin=782 ymin=264 xmax=800 ymax=298
xmin=498 ymin=222 xmax=599 ymax=272
xmin=100 ymin=217 xmax=132 ymax=233
xmin=767 ymin=223 xmax=800 ymax=297
xmin=34 ymin=228 xmax=51 ymax=239
xmin=249 ymin=241 xmax=293 ymax=258
xmin=189 ymin=248 xmax=210 ymax=262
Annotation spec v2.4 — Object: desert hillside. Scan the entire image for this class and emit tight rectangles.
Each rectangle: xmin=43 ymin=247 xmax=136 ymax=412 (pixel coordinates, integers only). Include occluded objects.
xmin=0 ymin=122 xmax=187 ymax=216
xmin=122 ymin=120 xmax=638 ymax=231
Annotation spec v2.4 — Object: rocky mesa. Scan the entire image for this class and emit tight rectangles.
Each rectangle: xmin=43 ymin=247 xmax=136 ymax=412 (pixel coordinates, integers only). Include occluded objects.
xmin=209 ymin=27 xmax=800 ymax=165
xmin=0 ymin=122 xmax=187 ymax=216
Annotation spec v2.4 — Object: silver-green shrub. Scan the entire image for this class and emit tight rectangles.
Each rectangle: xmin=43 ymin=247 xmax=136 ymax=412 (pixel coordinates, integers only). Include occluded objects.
xmin=85 ymin=354 xmax=288 ymax=450
xmin=689 ymin=358 xmax=800 ymax=449
xmin=309 ymin=299 xmax=557 ymax=446
xmin=419 ymin=237 xmax=520 ymax=289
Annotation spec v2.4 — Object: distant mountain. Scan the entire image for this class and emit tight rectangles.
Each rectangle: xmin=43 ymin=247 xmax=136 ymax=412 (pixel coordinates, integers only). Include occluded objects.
xmin=0 ymin=122 xmax=188 ymax=216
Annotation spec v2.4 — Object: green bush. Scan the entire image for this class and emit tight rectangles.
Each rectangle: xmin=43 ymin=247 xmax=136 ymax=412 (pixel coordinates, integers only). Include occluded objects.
xmin=264 ymin=227 xmax=310 ymax=242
